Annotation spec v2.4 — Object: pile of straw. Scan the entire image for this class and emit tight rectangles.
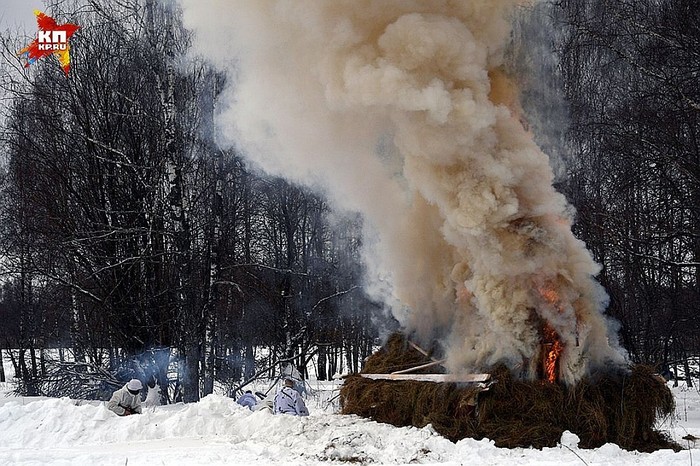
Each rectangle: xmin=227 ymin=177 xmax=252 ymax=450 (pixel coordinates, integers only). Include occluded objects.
xmin=340 ymin=333 xmax=679 ymax=452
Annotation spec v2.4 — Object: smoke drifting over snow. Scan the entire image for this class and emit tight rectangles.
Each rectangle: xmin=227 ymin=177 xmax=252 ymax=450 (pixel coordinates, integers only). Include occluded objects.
xmin=180 ymin=0 xmax=627 ymax=384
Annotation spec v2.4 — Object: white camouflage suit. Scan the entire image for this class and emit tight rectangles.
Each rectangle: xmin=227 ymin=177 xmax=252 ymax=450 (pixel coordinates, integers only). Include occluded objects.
xmin=107 ymin=384 xmax=143 ymax=416
xmin=273 ymin=386 xmax=309 ymax=416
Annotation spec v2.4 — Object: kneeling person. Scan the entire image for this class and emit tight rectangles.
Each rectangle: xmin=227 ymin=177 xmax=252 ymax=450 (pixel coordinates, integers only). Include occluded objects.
xmin=273 ymin=378 xmax=308 ymax=416
xmin=108 ymin=378 xmax=143 ymax=416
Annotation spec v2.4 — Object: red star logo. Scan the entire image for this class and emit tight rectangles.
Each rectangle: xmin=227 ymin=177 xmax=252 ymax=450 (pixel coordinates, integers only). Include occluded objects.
xmin=18 ymin=10 xmax=80 ymax=76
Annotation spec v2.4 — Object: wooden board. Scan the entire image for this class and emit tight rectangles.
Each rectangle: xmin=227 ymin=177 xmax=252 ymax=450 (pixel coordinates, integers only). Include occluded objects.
xmin=360 ymin=373 xmax=491 ymax=383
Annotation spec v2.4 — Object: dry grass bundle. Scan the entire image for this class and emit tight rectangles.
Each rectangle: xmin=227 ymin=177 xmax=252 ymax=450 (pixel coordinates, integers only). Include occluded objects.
xmin=341 ymin=333 xmax=680 ymax=452
xmin=342 ymin=375 xmax=481 ymax=441
xmin=361 ymin=333 xmax=444 ymax=374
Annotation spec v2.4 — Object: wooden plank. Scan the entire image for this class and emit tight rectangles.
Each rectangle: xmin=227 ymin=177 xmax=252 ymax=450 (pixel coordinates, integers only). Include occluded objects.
xmin=391 ymin=359 xmax=446 ymax=374
xmin=361 ymin=373 xmax=491 ymax=383
xmin=408 ymin=341 xmax=432 ymax=358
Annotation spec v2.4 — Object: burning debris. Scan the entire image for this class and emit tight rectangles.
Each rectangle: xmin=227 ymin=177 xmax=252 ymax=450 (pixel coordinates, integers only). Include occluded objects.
xmin=540 ymin=323 xmax=563 ymax=383
xmin=341 ymin=333 xmax=679 ymax=452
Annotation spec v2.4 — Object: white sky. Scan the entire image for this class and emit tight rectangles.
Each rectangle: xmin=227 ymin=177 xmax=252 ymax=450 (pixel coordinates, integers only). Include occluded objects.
xmin=1 ymin=0 xmax=47 ymax=37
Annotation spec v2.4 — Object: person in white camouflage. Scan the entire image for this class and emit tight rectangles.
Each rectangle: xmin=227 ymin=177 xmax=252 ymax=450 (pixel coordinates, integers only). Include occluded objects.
xmin=273 ymin=378 xmax=308 ymax=416
xmin=107 ymin=379 xmax=143 ymax=416
xmin=237 ymin=390 xmax=258 ymax=410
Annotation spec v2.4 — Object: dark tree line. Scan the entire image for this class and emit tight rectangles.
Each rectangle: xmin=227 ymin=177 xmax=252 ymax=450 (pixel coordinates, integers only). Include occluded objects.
xmin=530 ymin=0 xmax=700 ymax=380
xmin=0 ymin=0 xmax=385 ymax=401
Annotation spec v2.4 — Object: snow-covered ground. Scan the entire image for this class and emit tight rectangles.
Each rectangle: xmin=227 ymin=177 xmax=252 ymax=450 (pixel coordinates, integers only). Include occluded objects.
xmin=1 ymin=355 xmax=699 ymax=465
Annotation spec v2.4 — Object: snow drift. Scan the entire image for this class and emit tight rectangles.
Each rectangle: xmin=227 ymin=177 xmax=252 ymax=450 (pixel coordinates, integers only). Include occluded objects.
xmin=0 ymin=380 xmax=695 ymax=465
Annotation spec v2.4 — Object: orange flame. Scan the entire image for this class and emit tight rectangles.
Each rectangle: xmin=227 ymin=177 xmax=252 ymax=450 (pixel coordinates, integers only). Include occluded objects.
xmin=539 ymin=287 xmax=559 ymax=307
xmin=542 ymin=323 xmax=563 ymax=383
xmin=536 ymin=282 xmax=567 ymax=382
xmin=536 ymin=280 xmax=564 ymax=309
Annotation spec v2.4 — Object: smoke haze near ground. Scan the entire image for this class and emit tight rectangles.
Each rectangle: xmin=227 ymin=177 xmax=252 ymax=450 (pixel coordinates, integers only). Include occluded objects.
xmin=180 ymin=0 xmax=628 ymax=384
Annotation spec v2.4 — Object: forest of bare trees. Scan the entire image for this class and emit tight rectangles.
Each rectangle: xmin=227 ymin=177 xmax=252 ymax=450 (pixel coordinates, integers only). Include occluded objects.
xmin=0 ymin=0 xmax=698 ymax=400
xmin=0 ymin=0 xmax=385 ymax=401
xmin=552 ymin=0 xmax=700 ymax=381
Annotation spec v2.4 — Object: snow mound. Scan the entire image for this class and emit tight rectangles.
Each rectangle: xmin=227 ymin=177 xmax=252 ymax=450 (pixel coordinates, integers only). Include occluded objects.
xmin=0 ymin=389 xmax=696 ymax=465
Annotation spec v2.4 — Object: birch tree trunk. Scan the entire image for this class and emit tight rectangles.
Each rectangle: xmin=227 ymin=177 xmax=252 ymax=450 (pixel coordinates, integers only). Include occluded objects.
xmin=147 ymin=0 xmax=198 ymax=402
xmin=202 ymin=146 xmax=224 ymax=395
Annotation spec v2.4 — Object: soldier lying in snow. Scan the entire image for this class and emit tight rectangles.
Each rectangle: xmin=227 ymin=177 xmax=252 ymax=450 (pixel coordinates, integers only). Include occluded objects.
xmin=237 ymin=390 xmax=258 ymax=410
xmin=108 ymin=379 xmax=143 ymax=416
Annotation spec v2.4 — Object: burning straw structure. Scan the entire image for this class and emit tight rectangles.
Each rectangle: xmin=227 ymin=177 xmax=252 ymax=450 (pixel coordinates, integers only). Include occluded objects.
xmin=182 ymin=2 xmax=676 ymax=451
xmin=183 ymin=0 xmax=629 ymax=386
xmin=341 ymin=333 xmax=679 ymax=452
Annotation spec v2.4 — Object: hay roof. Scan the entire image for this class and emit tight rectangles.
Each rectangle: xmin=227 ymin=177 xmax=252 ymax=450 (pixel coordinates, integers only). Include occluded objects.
xmin=341 ymin=333 xmax=679 ymax=452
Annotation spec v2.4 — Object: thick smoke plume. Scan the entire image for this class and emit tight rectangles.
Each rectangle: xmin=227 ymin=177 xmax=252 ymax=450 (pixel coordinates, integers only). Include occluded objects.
xmin=180 ymin=0 xmax=627 ymax=384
